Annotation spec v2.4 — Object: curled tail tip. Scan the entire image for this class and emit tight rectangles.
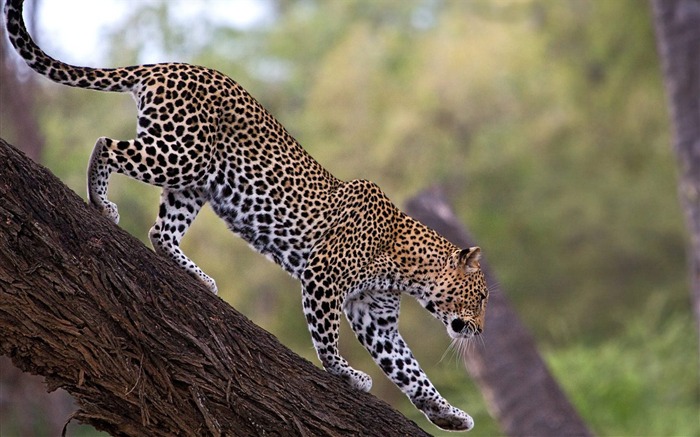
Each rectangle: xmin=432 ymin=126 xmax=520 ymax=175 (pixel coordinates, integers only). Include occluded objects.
xmin=3 ymin=0 xmax=134 ymax=92
xmin=4 ymin=0 xmax=26 ymax=26
xmin=4 ymin=0 xmax=40 ymax=64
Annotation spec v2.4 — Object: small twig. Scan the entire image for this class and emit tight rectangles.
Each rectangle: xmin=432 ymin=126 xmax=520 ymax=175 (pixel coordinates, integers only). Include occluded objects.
xmin=125 ymin=352 xmax=144 ymax=396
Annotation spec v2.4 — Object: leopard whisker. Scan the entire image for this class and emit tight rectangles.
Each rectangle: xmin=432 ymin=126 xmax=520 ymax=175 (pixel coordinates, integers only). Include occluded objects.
xmin=464 ymin=337 xmax=475 ymax=356
xmin=477 ymin=332 xmax=486 ymax=349
xmin=439 ymin=337 xmax=459 ymax=365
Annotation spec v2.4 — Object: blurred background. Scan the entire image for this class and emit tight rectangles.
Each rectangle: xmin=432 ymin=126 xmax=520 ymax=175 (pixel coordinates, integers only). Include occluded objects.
xmin=1 ymin=0 xmax=698 ymax=436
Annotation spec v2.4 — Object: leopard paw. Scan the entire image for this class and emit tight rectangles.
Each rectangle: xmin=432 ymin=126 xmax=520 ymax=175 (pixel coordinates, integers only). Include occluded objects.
xmin=329 ymin=365 xmax=372 ymax=392
xmin=101 ymin=200 xmax=120 ymax=224
xmin=201 ymin=274 xmax=218 ymax=295
xmin=422 ymin=401 xmax=474 ymax=431
xmin=344 ymin=368 xmax=372 ymax=392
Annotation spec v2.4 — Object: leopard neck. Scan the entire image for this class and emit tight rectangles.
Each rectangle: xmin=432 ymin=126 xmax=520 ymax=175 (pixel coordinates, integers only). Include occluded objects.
xmin=388 ymin=212 xmax=456 ymax=300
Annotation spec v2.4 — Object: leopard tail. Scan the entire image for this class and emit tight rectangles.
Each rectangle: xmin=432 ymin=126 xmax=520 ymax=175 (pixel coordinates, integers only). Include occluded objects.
xmin=4 ymin=0 xmax=137 ymax=92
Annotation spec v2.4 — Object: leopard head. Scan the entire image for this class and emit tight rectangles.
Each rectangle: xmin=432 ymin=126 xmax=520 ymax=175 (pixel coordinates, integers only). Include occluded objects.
xmin=424 ymin=247 xmax=488 ymax=339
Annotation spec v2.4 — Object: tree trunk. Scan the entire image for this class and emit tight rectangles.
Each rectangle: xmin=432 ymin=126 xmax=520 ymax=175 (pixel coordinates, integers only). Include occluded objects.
xmin=0 ymin=138 xmax=429 ymax=437
xmin=650 ymin=0 xmax=700 ymax=348
xmin=405 ymin=187 xmax=593 ymax=437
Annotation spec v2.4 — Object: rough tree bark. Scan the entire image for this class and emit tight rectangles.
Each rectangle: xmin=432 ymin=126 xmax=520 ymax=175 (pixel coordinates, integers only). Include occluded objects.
xmin=0 ymin=138 xmax=429 ymax=436
xmin=651 ymin=0 xmax=700 ymax=347
xmin=405 ymin=187 xmax=593 ymax=437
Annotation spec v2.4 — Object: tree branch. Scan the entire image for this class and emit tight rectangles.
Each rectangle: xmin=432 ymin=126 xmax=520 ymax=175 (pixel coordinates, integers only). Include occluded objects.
xmin=0 ymin=138 xmax=429 ymax=436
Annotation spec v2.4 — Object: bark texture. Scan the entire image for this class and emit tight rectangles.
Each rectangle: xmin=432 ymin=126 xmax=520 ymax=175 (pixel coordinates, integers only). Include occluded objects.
xmin=405 ymin=187 xmax=592 ymax=437
xmin=651 ymin=0 xmax=700 ymax=346
xmin=0 ymin=138 xmax=429 ymax=436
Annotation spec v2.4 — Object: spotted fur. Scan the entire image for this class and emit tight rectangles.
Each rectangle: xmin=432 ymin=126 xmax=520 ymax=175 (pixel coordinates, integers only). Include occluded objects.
xmin=5 ymin=0 xmax=489 ymax=430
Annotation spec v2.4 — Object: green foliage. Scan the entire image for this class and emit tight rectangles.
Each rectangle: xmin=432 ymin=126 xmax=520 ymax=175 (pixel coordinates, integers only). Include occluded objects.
xmin=2 ymin=0 xmax=696 ymax=434
xmin=547 ymin=301 xmax=699 ymax=437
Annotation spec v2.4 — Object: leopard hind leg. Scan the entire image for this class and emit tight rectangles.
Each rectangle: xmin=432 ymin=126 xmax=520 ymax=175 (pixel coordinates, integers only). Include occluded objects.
xmin=149 ymin=188 xmax=217 ymax=294
xmin=87 ymin=136 xmax=160 ymax=223
xmin=87 ymin=137 xmax=124 ymax=223
xmin=87 ymin=134 xmax=210 ymax=222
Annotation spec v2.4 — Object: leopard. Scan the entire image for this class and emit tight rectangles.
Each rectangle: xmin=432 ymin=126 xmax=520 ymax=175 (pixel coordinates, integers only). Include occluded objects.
xmin=4 ymin=0 xmax=489 ymax=431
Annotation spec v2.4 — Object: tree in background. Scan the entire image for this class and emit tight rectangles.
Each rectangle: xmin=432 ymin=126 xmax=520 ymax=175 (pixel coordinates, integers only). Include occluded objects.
xmin=651 ymin=0 xmax=700 ymax=346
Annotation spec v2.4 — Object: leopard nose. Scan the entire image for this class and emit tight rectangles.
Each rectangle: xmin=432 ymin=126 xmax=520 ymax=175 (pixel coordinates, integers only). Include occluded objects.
xmin=451 ymin=318 xmax=466 ymax=333
xmin=451 ymin=318 xmax=482 ymax=336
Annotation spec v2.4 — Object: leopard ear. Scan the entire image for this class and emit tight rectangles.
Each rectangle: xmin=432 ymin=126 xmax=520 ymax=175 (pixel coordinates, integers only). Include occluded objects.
xmin=458 ymin=247 xmax=481 ymax=273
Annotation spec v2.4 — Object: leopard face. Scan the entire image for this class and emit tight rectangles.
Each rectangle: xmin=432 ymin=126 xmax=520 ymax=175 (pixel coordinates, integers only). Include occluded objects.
xmin=425 ymin=247 xmax=488 ymax=339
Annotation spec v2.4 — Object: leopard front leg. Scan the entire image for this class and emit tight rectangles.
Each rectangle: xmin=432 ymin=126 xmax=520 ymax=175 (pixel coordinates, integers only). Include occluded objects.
xmin=301 ymin=268 xmax=372 ymax=392
xmin=344 ymin=291 xmax=474 ymax=431
xmin=149 ymin=188 xmax=217 ymax=294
